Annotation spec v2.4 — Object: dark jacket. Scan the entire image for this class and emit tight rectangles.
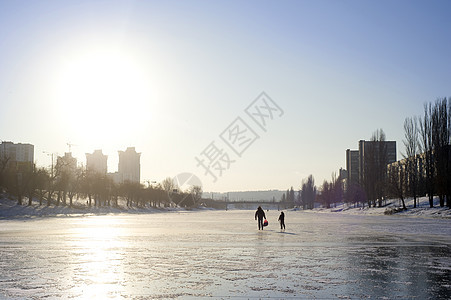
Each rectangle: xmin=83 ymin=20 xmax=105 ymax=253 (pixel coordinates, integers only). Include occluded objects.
xmin=255 ymin=207 xmax=266 ymax=220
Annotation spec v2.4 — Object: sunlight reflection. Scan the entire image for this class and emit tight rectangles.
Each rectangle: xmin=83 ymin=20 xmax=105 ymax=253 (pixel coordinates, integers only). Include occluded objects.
xmin=67 ymin=217 xmax=128 ymax=298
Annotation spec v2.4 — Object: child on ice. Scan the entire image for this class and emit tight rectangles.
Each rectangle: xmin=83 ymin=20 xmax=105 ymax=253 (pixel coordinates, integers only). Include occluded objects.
xmin=278 ymin=211 xmax=285 ymax=231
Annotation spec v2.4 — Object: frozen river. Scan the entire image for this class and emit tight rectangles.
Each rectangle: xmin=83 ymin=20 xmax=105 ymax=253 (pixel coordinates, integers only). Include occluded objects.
xmin=0 ymin=210 xmax=450 ymax=299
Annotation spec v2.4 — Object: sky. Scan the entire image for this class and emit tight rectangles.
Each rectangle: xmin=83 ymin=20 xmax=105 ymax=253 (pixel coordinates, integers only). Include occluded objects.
xmin=1 ymin=0 xmax=450 ymax=193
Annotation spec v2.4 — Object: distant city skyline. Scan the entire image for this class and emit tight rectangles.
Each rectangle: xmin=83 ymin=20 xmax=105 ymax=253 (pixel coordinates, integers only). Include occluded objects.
xmin=1 ymin=0 xmax=450 ymax=192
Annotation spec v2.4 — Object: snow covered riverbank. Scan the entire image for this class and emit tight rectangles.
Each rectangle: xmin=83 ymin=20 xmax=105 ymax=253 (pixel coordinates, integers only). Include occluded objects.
xmin=307 ymin=196 xmax=451 ymax=219
xmin=0 ymin=195 xmax=190 ymax=219
xmin=1 ymin=193 xmax=450 ymax=219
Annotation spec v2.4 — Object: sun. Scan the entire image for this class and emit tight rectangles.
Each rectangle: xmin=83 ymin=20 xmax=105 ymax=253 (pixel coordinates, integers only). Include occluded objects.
xmin=53 ymin=47 xmax=153 ymax=145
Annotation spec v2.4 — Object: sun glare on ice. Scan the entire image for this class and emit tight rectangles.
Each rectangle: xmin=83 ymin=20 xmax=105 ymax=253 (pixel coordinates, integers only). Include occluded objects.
xmin=68 ymin=217 xmax=127 ymax=298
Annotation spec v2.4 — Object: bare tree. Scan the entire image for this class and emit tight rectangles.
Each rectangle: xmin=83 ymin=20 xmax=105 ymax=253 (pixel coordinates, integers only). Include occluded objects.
xmin=374 ymin=129 xmax=388 ymax=207
xmin=162 ymin=177 xmax=176 ymax=206
xmin=0 ymin=155 xmax=10 ymax=191
xmin=318 ymin=180 xmax=332 ymax=208
xmin=403 ymin=116 xmax=420 ymax=207
xmin=146 ymin=183 xmax=165 ymax=208
xmin=3 ymin=163 xmax=34 ymax=206
xmin=345 ymin=183 xmax=366 ymax=208
xmin=67 ymin=168 xmax=83 ymax=207
xmin=35 ymin=168 xmax=48 ymax=206
xmin=387 ymin=163 xmax=407 ymax=210
xmin=420 ymin=102 xmax=434 ymax=208
xmin=79 ymin=169 xmax=94 ymax=207
xmin=289 ymin=187 xmax=295 ymax=207
xmin=301 ymin=175 xmax=316 ymax=209
xmin=119 ymin=180 xmax=142 ymax=207
xmin=54 ymin=171 xmax=69 ymax=206
xmin=162 ymin=177 xmax=175 ymax=193
xmin=110 ymin=181 xmax=119 ymax=208
xmin=24 ymin=164 xmax=38 ymax=206
xmin=362 ymin=129 xmax=388 ymax=207
xmin=448 ymin=98 xmax=451 ymax=208
xmin=431 ymin=98 xmax=449 ymax=207
xmin=331 ymin=172 xmax=344 ymax=207
xmin=189 ymin=185 xmax=203 ymax=207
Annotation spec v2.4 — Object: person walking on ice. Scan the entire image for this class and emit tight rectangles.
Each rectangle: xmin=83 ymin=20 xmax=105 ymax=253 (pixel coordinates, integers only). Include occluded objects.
xmin=255 ymin=206 xmax=266 ymax=230
xmin=278 ymin=211 xmax=285 ymax=231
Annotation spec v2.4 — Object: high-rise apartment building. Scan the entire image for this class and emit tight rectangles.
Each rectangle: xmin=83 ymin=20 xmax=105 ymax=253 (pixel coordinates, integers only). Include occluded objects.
xmin=345 ymin=140 xmax=396 ymax=187
xmin=0 ymin=141 xmax=34 ymax=167
xmin=358 ymin=140 xmax=396 ymax=184
xmin=346 ymin=149 xmax=359 ymax=185
xmin=118 ymin=147 xmax=141 ymax=183
xmin=86 ymin=150 xmax=107 ymax=174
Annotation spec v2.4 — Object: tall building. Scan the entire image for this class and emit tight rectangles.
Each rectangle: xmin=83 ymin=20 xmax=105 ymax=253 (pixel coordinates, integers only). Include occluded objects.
xmin=346 ymin=149 xmax=359 ymax=185
xmin=0 ymin=141 xmax=34 ymax=167
xmin=118 ymin=147 xmax=141 ymax=183
xmin=86 ymin=150 xmax=107 ymax=174
xmin=358 ymin=140 xmax=396 ymax=184
xmin=56 ymin=152 xmax=77 ymax=175
xmin=345 ymin=140 xmax=396 ymax=189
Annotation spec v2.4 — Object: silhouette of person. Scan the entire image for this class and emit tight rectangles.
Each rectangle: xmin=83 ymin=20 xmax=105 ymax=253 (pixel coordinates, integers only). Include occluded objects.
xmin=278 ymin=211 xmax=285 ymax=231
xmin=255 ymin=206 xmax=266 ymax=230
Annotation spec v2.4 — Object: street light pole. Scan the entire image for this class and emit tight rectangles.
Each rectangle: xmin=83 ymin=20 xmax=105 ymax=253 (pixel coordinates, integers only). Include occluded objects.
xmin=42 ymin=151 xmax=57 ymax=206
xmin=42 ymin=151 xmax=54 ymax=178
xmin=0 ymin=139 xmax=5 ymax=161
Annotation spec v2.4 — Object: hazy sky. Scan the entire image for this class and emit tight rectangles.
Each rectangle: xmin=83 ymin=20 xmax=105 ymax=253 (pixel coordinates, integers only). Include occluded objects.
xmin=1 ymin=0 xmax=450 ymax=192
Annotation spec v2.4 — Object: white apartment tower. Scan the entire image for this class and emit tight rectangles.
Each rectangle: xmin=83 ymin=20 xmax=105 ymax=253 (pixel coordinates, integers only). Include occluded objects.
xmin=86 ymin=150 xmax=108 ymax=174
xmin=118 ymin=147 xmax=141 ymax=183
xmin=0 ymin=141 xmax=34 ymax=165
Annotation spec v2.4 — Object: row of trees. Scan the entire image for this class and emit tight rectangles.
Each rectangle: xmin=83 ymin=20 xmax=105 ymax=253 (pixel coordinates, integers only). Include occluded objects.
xmin=292 ymin=98 xmax=451 ymax=210
xmin=389 ymin=97 xmax=451 ymax=208
xmin=0 ymin=158 xmax=203 ymax=209
xmin=290 ymin=128 xmax=387 ymax=210
xmin=285 ymin=129 xmax=390 ymax=210
xmin=281 ymin=175 xmax=318 ymax=209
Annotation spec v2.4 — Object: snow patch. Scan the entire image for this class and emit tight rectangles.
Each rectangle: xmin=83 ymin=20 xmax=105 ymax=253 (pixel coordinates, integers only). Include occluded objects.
xmin=306 ymin=196 xmax=451 ymax=219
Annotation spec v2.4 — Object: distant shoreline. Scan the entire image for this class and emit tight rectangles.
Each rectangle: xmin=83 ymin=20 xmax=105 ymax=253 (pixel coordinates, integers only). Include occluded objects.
xmin=1 ymin=196 xmax=449 ymax=220
xmin=0 ymin=196 xmax=202 ymax=220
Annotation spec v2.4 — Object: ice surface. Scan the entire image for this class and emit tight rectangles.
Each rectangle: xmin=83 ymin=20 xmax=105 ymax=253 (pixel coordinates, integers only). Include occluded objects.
xmin=0 ymin=209 xmax=450 ymax=299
